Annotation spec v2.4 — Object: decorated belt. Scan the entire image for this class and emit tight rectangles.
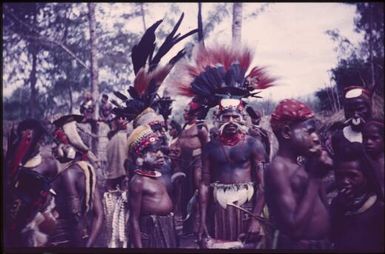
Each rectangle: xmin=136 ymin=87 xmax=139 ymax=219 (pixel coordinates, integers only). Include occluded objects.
xmin=210 ymin=182 xmax=254 ymax=209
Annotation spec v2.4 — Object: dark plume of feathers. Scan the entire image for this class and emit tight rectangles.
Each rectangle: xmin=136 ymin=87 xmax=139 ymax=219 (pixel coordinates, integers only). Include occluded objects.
xmin=113 ymin=13 xmax=197 ymax=121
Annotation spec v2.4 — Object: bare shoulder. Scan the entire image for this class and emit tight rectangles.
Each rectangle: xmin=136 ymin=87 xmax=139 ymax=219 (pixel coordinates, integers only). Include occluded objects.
xmin=197 ymin=123 xmax=209 ymax=134
xmin=246 ymin=134 xmax=263 ymax=147
xmin=268 ymin=156 xmax=289 ymax=176
xmin=129 ymin=174 xmax=145 ymax=191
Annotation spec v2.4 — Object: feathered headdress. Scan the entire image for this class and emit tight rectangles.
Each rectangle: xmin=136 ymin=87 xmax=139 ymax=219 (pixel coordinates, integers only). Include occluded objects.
xmin=5 ymin=119 xmax=47 ymax=181
xmin=112 ymin=13 xmax=198 ymax=125
xmin=169 ymin=43 xmax=276 ymax=118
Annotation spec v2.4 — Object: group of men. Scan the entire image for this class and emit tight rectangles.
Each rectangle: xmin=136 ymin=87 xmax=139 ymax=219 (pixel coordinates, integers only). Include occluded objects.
xmin=4 ymin=14 xmax=384 ymax=252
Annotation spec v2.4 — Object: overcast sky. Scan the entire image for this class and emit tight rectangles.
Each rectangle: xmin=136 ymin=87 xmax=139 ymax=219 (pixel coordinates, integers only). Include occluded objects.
xmin=3 ymin=3 xmax=363 ymax=104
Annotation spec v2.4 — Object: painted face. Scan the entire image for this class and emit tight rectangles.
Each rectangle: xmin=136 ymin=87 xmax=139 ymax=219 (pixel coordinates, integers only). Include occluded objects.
xmin=183 ymin=107 xmax=195 ymax=123
xmin=19 ymin=128 xmax=41 ymax=156
xmin=344 ymin=98 xmax=371 ymax=131
xmin=149 ymin=122 xmax=168 ymax=146
xmin=142 ymin=143 xmax=165 ymax=168
xmin=363 ymin=124 xmax=384 ymax=157
xmin=116 ymin=116 xmax=128 ymax=130
xmin=218 ymin=110 xmax=244 ymax=136
xmin=290 ymin=118 xmax=322 ymax=156
xmin=335 ymin=160 xmax=367 ymax=199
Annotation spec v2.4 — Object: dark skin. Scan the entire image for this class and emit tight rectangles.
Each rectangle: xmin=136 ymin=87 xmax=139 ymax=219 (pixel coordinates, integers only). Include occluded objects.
xmin=178 ymin=108 xmax=209 ymax=189
xmin=343 ymin=97 xmax=371 ymax=132
xmin=52 ymin=163 xmax=103 ymax=247
xmin=331 ymin=159 xmax=384 ymax=251
xmin=129 ymin=148 xmax=174 ymax=248
xmin=363 ymin=123 xmax=384 ymax=194
xmin=334 ymin=161 xmax=366 ymax=203
xmin=6 ymin=131 xmax=60 ymax=245
xmin=198 ymin=111 xmax=266 ymax=242
xmin=265 ymin=118 xmax=332 ymax=240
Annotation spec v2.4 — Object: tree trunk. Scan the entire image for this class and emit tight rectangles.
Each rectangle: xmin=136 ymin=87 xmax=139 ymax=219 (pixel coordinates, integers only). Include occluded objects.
xmin=68 ymin=81 xmax=73 ymax=114
xmin=140 ymin=3 xmax=147 ymax=32
xmin=232 ymin=3 xmax=243 ymax=45
xmin=29 ymin=45 xmax=38 ymax=118
xmin=368 ymin=5 xmax=376 ymax=100
xmin=88 ymin=3 xmax=99 ymax=119
xmin=198 ymin=2 xmax=204 ymax=45
xmin=88 ymin=3 xmax=99 ymax=152
xmin=29 ymin=5 xmax=38 ymax=119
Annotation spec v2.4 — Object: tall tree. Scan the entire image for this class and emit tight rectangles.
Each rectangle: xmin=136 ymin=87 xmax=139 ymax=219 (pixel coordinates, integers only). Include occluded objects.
xmin=232 ymin=3 xmax=242 ymax=44
xmin=88 ymin=3 xmax=99 ymax=119
xmin=140 ymin=3 xmax=147 ymax=31
xmin=3 ymin=3 xmax=43 ymax=118
xmin=354 ymin=3 xmax=384 ymax=97
xmin=198 ymin=2 xmax=204 ymax=44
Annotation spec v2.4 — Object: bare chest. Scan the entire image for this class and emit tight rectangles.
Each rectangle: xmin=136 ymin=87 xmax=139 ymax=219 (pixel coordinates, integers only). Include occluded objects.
xmin=289 ymin=166 xmax=309 ymax=197
xmin=179 ymin=127 xmax=201 ymax=149
xmin=211 ymin=142 xmax=250 ymax=165
xmin=143 ymin=178 xmax=168 ymax=197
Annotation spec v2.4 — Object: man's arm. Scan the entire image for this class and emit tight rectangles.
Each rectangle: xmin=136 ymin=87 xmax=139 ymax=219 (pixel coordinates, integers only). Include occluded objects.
xmin=129 ymin=176 xmax=144 ymax=248
xmin=266 ymin=159 xmax=322 ymax=238
xmin=61 ymin=168 xmax=84 ymax=247
xmin=197 ymin=122 xmax=209 ymax=145
xmin=86 ymin=185 xmax=103 ymax=247
xmin=198 ymin=143 xmax=211 ymax=241
xmin=195 ymin=124 xmax=208 ymax=190
xmin=248 ymin=138 xmax=266 ymax=237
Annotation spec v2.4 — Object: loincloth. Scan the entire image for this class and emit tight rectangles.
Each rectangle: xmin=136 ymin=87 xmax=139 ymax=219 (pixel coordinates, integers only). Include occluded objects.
xmin=139 ymin=213 xmax=178 ymax=248
xmin=210 ymin=182 xmax=255 ymax=241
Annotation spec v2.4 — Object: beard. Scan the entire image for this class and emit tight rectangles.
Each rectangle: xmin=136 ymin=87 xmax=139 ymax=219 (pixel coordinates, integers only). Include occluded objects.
xmin=218 ymin=121 xmax=247 ymax=136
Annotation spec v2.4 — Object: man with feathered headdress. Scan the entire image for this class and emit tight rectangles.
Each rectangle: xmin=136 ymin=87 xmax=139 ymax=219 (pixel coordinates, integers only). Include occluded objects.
xmin=5 ymin=119 xmax=59 ymax=247
xmin=169 ymin=43 xmax=275 ymax=247
xmin=127 ymin=125 xmax=178 ymax=248
xmin=49 ymin=114 xmax=103 ymax=247
xmin=110 ymin=13 xmax=197 ymax=247
xmin=173 ymin=99 xmax=209 ymax=237
xmin=110 ymin=13 xmax=197 ymax=145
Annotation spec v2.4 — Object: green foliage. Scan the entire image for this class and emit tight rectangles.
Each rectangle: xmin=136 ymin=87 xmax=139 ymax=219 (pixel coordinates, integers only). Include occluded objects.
xmin=318 ymin=2 xmax=384 ymax=115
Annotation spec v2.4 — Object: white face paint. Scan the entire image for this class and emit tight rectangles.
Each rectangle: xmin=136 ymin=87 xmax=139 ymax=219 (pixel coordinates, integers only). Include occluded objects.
xmin=142 ymin=149 xmax=165 ymax=168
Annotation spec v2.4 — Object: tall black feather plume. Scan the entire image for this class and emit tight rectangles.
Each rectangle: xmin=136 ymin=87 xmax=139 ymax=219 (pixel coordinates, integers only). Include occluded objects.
xmin=150 ymin=13 xmax=198 ymax=71
xmin=113 ymin=91 xmax=128 ymax=102
xmin=131 ymin=20 xmax=163 ymax=74
xmin=114 ymin=13 xmax=197 ymax=123
xmin=156 ymin=96 xmax=173 ymax=123
xmin=169 ymin=49 xmax=186 ymax=66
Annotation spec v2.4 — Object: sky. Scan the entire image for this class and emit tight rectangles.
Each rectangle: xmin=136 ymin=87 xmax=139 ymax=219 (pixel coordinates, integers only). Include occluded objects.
xmin=3 ymin=3 xmax=363 ymax=105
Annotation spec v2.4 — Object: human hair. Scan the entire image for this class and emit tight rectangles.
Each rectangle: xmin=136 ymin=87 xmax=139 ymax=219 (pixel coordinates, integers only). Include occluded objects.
xmin=17 ymin=119 xmax=46 ymax=141
xmin=364 ymin=119 xmax=384 ymax=139
xmin=333 ymin=142 xmax=382 ymax=198
xmin=170 ymin=120 xmax=182 ymax=135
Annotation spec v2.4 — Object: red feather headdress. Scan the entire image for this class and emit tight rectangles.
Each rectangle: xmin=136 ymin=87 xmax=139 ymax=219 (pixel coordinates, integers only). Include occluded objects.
xmin=168 ymin=43 xmax=276 ymax=118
